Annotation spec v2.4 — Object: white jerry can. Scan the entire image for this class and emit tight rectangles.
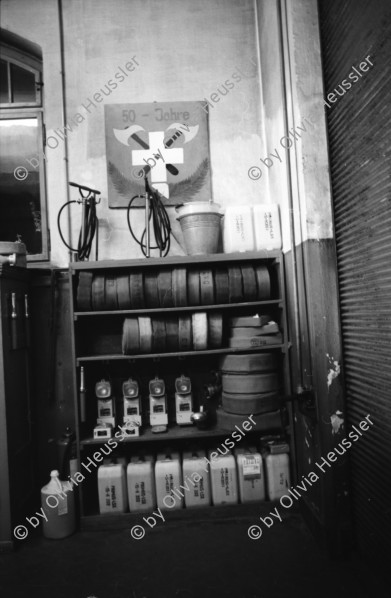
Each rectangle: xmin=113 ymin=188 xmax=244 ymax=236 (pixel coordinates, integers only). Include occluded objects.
xmin=182 ymin=450 xmax=211 ymax=508
xmin=97 ymin=462 xmax=128 ymax=514
xmin=235 ymin=446 xmax=265 ymax=503
xmin=41 ymin=470 xmax=76 ymax=539
xmin=155 ymin=451 xmax=183 ymax=510
xmin=127 ymin=455 xmax=156 ymax=512
xmin=223 ymin=205 xmax=255 ymax=253
xmin=209 ymin=451 xmax=238 ymax=505
xmin=264 ymin=452 xmax=290 ymax=500
xmin=252 ymin=204 xmax=282 ymax=250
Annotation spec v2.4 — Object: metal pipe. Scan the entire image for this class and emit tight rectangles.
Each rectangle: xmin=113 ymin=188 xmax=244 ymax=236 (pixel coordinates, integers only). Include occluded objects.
xmin=145 ymin=190 xmax=150 ymax=258
xmin=80 ymin=198 xmax=87 ymax=262
xmin=57 ymin=0 xmax=72 ymax=262
xmin=279 ymin=0 xmax=312 ymax=394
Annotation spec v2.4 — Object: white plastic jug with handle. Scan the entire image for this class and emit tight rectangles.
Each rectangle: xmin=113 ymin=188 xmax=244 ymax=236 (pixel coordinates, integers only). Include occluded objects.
xmin=41 ymin=470 xmax=76 ymax=539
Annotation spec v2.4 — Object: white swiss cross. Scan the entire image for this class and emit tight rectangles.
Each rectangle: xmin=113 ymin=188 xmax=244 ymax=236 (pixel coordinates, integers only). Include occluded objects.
xmin=132 ymin=131 xmax=183 ymax=198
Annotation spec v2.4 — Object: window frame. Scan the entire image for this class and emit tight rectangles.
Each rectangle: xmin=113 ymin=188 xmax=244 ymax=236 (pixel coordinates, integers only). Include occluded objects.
xmin=0 ymin=43 xmax=49 ymax=261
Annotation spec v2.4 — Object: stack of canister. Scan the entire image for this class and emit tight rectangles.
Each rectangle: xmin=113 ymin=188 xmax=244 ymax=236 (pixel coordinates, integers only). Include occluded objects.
xmin=96 ymin=442 xmax=291 ymax=514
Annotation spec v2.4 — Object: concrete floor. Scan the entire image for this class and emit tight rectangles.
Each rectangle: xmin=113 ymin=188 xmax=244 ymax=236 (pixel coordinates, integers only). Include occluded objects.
xmin=0 ymin=515 xmax=388 ymax=598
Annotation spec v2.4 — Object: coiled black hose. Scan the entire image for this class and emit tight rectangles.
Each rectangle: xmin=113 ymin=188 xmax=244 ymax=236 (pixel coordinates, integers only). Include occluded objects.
xmin=57 ymin=197 xmax=98 ymax=260
xmin=127 ymin=177 xmax=172 ymax=257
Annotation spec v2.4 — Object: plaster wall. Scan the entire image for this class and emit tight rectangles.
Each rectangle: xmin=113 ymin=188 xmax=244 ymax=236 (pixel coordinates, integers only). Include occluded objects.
xmin=257 ymin=0 xmax=334 ymax=251
xmin=2 ymin=0 xmax=268 ymax=266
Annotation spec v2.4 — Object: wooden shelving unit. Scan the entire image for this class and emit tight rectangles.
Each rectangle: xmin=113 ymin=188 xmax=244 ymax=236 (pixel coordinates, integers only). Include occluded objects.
xmin=69 ymin=250 xmax=292 ymax=526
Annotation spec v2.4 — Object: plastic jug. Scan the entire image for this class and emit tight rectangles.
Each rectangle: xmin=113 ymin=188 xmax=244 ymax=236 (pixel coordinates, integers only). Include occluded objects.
xmin=41 ymin=470 xmax=76 ymax=539
xmin=235 ymin=446 xmax=265 ymax=503
xmin=182 ymin=450 xmax=211 ymax=508
xmin=223 ymin=205 xmax=255 ymax=253
xmin=127 ymin=455 xmax=156 ymax=512
xmin=97 ymin=462 xmax=128 ymax=514
xmin=264 ymin=451 xmax=290 ymax=500
xmin=209 ymin=450 xmax=238 ymax=505
xmin=253 ymin=204 xmax=282 ymax=250
xmin=155 ymin=451 xmax=183 ymax=510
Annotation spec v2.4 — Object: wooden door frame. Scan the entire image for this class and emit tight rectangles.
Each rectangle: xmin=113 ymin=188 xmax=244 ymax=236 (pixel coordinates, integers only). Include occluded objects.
xmin=255 ymin=0 xmax=351 ymax=554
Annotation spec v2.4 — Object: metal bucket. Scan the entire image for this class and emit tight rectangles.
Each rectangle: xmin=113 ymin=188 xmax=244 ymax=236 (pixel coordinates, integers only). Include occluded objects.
xmin=176 ymin=202 xmax=223 ymax=255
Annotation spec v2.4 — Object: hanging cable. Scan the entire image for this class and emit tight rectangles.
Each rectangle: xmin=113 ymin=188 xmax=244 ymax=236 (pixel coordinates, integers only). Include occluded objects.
xmin=127 ymin=174 xmax=172 ymax=257
xmin=57 ymin=182 xmax=101 ymax=261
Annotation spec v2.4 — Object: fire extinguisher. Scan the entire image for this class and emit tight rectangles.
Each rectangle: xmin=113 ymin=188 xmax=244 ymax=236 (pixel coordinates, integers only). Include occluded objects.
xmin=57 ymin=427 xmax=78 ymax=479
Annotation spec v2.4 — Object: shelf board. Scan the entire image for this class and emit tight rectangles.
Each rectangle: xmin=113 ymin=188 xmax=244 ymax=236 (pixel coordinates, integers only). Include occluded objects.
xmin=80 ymin=424 xmax=260 ymax=446
xmin=70 ymin=250 xmax=282 ymax=272
xmin=76 ymin=343 xmax=287 ymax=364
xmin=80 ymin=501 xmax=298 ymax=531
xmin=74 ymin=299 xmax=283 ymax=318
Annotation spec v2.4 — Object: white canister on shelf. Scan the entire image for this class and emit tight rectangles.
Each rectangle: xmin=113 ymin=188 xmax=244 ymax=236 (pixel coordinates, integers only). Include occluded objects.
xmin=127 ymin=455 xmax=156 ymax=512
xmin=223 ymin=206 xmax=255 ymax=253
xmin=253 ymin=204 xmax=282 ymax=250
xmin=209 ymin=451 xmax=238 ymax=505
xmin=235 ymin=446 xmax=265 ymax=503
xmin=97 ymin=462 xmax=128 ymax=514
xmin=155 ymin=451 xmax=183 ymax=510
xmin=182 ymin=450 xmax=211 ymax=508
xmin=41 ymin=470 xmax=76 ymax=539
xmin=264 ymin=452 xmax=290 ymax=501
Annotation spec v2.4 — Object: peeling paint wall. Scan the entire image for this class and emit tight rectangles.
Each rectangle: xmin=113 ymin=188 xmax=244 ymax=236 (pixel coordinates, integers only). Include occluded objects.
xmin=326 ymin=354 xmax=341 ymax=389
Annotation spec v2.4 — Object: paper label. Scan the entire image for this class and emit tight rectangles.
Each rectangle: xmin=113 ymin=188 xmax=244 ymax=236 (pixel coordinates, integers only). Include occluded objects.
xmin=243 ymin=456 xmax=261 ymax=479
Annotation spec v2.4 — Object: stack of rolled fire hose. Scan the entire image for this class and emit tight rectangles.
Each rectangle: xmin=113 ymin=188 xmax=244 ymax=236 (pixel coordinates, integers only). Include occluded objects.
xmin=227 ymin=314 xmax=282 ymax=348
xmin=122 ymin=312 xmax=223 ymax=354
xmin=76 ymin=264 xmax=271 ymax=311
xmin=219 ymin=352 xmax=281 ymax=416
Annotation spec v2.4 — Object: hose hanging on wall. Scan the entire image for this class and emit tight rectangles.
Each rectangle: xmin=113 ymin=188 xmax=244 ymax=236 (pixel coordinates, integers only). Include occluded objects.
xmin=127 ymin=174 xmax=172 ymax=257
xmin=57 ymin=182 xmax=101 ymax=261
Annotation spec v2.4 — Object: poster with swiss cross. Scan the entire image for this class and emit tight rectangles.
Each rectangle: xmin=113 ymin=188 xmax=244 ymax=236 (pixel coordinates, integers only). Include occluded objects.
xmin=104 ymin=101 xmax=211 ymax=208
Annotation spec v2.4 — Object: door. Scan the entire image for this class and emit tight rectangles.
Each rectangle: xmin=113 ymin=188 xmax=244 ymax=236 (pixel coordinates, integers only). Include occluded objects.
xmin=318 ymin=0 xmax=391 ymax=570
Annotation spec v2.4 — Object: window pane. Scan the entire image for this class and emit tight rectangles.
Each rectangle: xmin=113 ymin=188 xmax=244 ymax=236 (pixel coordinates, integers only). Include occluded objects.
xmin=0 ymin=118 xmax=43 ymax=255
xmin=11 ymin=63 xmax=36 ymax=103
xmin=0 ymin=60 xmax=9 ymax=103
